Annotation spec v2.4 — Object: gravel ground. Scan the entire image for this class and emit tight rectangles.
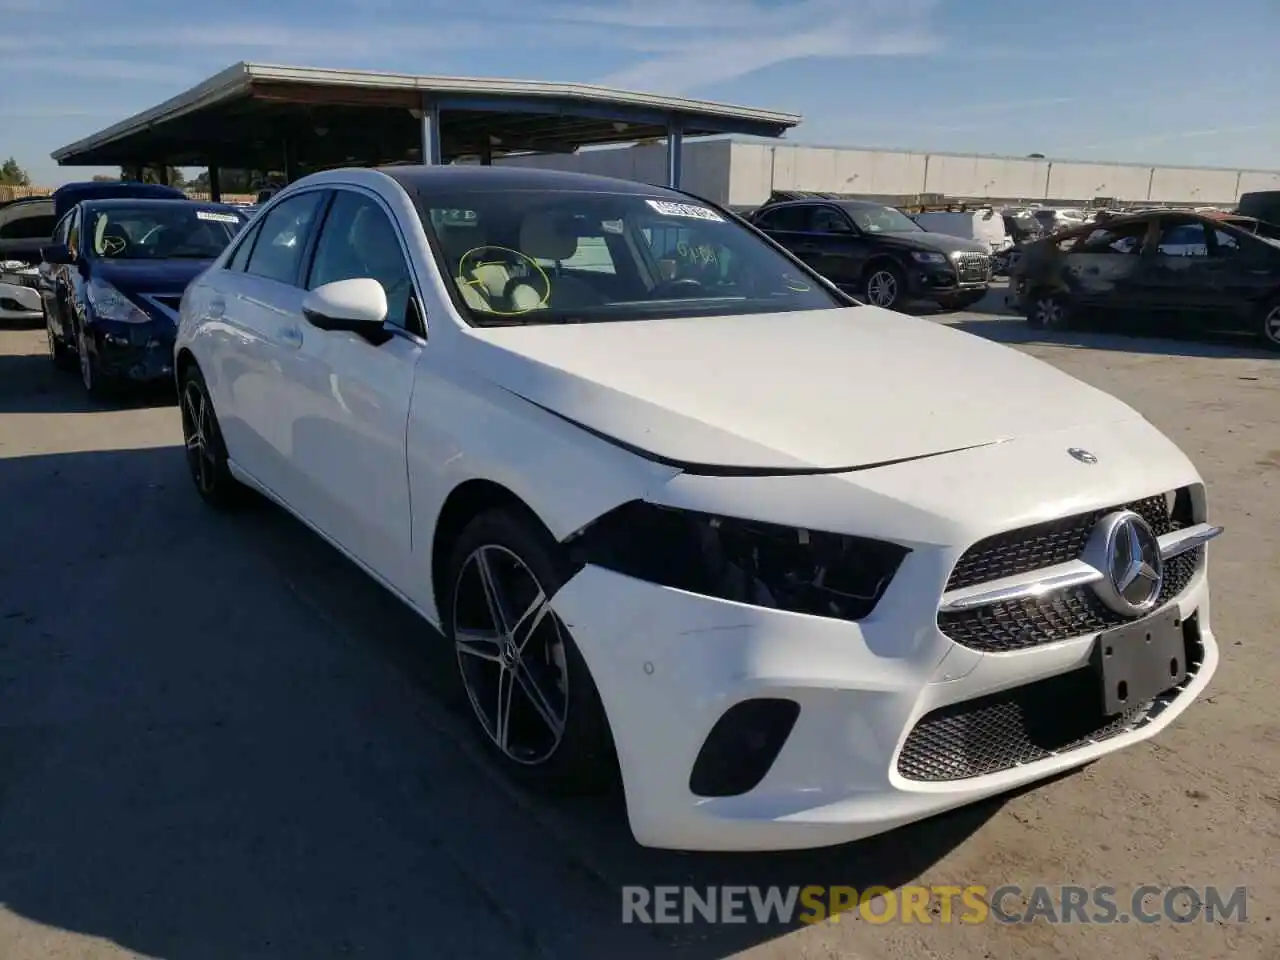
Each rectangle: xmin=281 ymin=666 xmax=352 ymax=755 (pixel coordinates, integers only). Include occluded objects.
xmin=0 ymin=298 xmax=1276 ymax=960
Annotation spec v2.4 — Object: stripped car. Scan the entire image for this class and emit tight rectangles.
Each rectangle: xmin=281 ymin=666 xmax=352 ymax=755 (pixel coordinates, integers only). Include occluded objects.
xmin=1010 ymin=211 xmax=1280 ymax=349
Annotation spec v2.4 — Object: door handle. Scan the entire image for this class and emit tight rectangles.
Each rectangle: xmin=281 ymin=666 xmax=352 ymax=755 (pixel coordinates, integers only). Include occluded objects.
xmin=279 ymin=325 xmax=303 ymax=347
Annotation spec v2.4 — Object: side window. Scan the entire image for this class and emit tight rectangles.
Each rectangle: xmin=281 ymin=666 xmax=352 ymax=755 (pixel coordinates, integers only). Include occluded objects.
xmin=225 ymin=221 xmax=262 ymax=272
xmin=753 ymin=205 xmax=808 ymax=232
xmin=1075 ymin=221 xmax=1149 ymax=255
xmin=66 ymin=209 xmax=81 ymax=254
xmin=0 ymin=212 xmax=56 ymax=240
xmin=51 ymin=213 xmax=72 ymax=246
xmin=1156 ymin=222 xmax=1208 ymax=257
xmin=810 ymin=207 xmax=851 ymax=233
xmin=1213 ymin=229 xmax=1241 ymax=256
xmin=308 ymin=191 xmax=416 ymax=328
xmin=245 ymin=191 xmax=325 ymax=285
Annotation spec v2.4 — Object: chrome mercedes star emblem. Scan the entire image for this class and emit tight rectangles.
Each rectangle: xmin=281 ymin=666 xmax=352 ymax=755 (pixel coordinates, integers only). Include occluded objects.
xmin=1085 ymin=511 xmax=1164 ymax=617
xmin=1068 ymin=447 xmax=1098 ymax=464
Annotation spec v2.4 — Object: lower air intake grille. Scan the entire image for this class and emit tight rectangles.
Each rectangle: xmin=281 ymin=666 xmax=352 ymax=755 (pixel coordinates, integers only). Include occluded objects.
xmin=897 ymin=615 xmax=1204 ymax=782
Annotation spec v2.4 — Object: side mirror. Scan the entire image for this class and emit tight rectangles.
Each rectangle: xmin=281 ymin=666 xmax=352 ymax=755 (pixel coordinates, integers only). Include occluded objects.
xmin=41 ymin=243 xmax=73 ymax=265
xmin=301 ymin=278 xmax=388 ymax=337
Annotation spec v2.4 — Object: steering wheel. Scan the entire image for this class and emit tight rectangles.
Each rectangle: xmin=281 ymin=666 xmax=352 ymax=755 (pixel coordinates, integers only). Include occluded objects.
xmin=650 ymin=277 xmax=706 ymax=298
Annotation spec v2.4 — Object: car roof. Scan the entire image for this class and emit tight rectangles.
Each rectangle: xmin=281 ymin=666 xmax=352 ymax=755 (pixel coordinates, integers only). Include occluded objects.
xmin=375 ymin=164 xmax=697 ymax=199
xmin=80 ymin=198 xmax=245 ymax=212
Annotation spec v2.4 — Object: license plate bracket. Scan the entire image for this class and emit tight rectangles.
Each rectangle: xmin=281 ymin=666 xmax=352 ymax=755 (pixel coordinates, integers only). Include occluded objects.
xmin=1091 ymin=606 xmax=1186 ymax=716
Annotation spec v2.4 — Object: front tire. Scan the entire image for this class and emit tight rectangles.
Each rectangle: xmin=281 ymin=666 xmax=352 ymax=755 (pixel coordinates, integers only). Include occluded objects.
xmin=76 ymin=324 xmax=113 ymax=397
xmin=863 ymin=262 xmax=906 ymax=310
xmin=47 ymin=320 xmax=75 ymax=371
xmin=179 ymin=366 xmax=245 ymax=508
xmin=443 ymin=506 xmax=616 ymax=794
xmin=1259 ymin=298 xmax=1280 ymax=351
xmin=1026 ymin=290 xmax=1073 ymax=330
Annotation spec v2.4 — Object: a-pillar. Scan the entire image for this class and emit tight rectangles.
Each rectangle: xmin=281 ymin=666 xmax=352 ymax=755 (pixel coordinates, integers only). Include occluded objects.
xmin=666 ymin=118 xmax=684 ymax=189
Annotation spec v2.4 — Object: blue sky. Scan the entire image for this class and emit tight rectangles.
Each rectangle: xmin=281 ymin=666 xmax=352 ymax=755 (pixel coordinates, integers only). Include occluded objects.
xmin=2 ymin=0 xmax=1278 ymax=186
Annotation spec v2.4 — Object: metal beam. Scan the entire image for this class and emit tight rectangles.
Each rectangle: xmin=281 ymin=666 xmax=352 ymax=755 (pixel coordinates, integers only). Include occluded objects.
xmin=667 ymin=118 xmax=684 ymax=189
xmin=208 ymin=165 xmax=222 ymax=202
xmin=421 ymin=97 xmax=442 ymax=165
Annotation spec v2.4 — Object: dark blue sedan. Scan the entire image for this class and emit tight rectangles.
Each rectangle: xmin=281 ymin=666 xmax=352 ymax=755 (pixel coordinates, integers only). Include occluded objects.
xmin=40 ymin=198 xmax=248 ymax=397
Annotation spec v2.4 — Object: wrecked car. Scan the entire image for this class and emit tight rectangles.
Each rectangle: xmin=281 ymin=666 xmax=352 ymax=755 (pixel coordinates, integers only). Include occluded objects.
xmin=1009 ymin=211 xmax=1280 ymax=349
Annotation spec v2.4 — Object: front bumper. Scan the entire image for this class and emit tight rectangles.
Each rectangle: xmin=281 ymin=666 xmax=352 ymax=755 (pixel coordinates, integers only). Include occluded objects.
xmin=908 ymin=262 xmax=990 ymax=302
xmin=0 ymin=280 xmax=42 ymax=322
xmin=88 ymin=321 xmax=176 ymax=382
xmin=549 ymin=422 xmax=1218 ymax=852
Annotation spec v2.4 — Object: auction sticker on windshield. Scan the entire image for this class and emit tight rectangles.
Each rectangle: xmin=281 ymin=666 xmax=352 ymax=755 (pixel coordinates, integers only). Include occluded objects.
xmin=645 ymin=200 xmax=724 ymax=222
xmin=196 ymin=211 xmax=242 ymax=223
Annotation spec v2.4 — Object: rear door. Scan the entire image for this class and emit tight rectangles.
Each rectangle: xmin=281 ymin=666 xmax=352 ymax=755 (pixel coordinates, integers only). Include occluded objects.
xmin=1138 ymin=218 xmax=1229 ymax=317
xmin=751 ymin=204 xmax=820 ymax=269
xmin=806 ymin=204 xmax=866 ymax=287
xmin=212 ymin=189 xmax=328 ymax=499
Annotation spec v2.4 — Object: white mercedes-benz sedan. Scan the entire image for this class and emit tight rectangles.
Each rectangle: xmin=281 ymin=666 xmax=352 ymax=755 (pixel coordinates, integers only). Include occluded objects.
xmin=175 ymin=165 xmax=1223 ymax=852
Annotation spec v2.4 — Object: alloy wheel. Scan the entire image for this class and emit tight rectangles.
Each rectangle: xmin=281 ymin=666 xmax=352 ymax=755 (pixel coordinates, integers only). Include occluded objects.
xmin=180 ymin=379 xmax=218 ymax=495
xmin=866 ymin=270 xmax=898 ymax=307
xmin=1265 ymin=306 xmax=1280 ymax=345
xmin=46 ymin=326 xmax=58 ymax=362
xmin=451 ymin=544 xmax=569 ymax=766
xmin=1034 ymin=297 xmax=1063 ymax=328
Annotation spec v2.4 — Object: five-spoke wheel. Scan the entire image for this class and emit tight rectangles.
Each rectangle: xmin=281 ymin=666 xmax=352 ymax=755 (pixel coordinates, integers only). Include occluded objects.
xmin=444 ymin=506 xmax=615 ymax=792
xmin=179 ymin=366 xmax=244 ymax=508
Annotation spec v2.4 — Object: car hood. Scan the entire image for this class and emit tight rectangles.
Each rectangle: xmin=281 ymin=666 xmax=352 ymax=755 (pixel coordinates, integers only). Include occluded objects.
xmin=461 ymin=306 xmax=1143 ymax=472
xmin=878 ymin=230 xmax=990 ymax=255
xmin=93 ymin=258 xmax=213 ymax=294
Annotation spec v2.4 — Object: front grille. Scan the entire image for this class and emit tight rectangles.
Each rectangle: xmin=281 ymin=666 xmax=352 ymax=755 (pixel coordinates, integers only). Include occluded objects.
xmin=898 ymin=614 xmax=1205 ymax=781
xmin=939 ymin=491 xmax=1202 ymax=653
xmin=954 ymin=253 xmax=990 ymax=283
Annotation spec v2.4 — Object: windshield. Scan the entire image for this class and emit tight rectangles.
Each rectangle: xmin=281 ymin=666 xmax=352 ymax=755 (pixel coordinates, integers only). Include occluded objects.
xmin=844 ymin=205 xmax=922 ymax=233
xmin=88 ymin=205 xmax=244 ymax=260
xmin=417 ymin=189 xmax=846 ymax=326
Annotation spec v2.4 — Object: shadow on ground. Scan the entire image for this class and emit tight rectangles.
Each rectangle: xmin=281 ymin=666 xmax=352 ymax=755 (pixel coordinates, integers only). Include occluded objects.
xmin=0 ymin=349 xmax=175 ymax=414
xmin=0 ymin=445 xmax=1009 ymax=960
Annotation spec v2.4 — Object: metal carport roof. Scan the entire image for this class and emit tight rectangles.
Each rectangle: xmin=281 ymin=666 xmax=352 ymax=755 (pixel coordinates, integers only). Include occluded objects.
xmin=49 ymin=62 xmax=801 ymax=174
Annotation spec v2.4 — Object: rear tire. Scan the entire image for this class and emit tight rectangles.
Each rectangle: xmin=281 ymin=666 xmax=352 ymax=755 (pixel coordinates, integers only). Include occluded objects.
xmin=1259 ymin=298 xmax=1280 ymax=351
xmin=442 ymin=506 xmax=616 ymax=795
xmin=179 ymin=365 xmax=246 ymax=509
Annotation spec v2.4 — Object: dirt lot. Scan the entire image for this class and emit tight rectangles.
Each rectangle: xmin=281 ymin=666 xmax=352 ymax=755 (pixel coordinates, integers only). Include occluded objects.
xmin=0 ymin=306 xmax=1276 ymax=960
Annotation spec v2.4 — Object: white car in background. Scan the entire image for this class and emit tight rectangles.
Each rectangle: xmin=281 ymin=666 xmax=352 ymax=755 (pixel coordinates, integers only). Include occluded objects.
xmin=0 ymin=260 xmax=43 ymax=323
xmin=175 ymin=165 xmax=1223 ymax=852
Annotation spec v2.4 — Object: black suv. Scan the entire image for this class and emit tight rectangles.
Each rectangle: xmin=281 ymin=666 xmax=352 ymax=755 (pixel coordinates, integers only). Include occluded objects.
xmin=747 ymin=198 xmax=991 ymax=311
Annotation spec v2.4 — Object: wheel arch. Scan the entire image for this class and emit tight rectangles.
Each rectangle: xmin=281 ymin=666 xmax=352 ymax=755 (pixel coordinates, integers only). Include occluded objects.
xmin=861 ymin=253 xmax=904 ymax=281
xmin=429 ymin=478 xmax=552 ymax=619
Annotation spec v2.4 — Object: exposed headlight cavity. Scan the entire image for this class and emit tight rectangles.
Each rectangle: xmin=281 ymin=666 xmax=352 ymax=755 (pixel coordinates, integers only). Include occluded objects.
xmin=567 ymin=502 xmax=909 ymax=621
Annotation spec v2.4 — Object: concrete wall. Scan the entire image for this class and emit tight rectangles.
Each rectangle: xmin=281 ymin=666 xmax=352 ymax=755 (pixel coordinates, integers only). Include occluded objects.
xmin=496 ymin=139 xmax=732 ymax=203
xmin=496 ymin=139 xmax=1278 ymax=208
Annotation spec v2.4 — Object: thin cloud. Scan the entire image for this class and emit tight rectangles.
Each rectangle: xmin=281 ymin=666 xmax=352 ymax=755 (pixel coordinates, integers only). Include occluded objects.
xmin=587 ymin=0 xmax=943 ymax=93
xmin=1072 ymin=123 xmax=1280 ymax=152
xmin=0 ymin=57 xmax=195 ymax=83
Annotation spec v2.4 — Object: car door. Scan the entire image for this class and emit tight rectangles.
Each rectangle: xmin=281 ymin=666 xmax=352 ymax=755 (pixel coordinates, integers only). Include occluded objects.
xmin=215 ymin=189 xmax=328 ymax=501
xmin=39 ymin=212 xmax=72 ymax=333
xmin=1059 ymin=218 xmax=1154 ymax=312
xmin=1137 ymin=218 xmax=1224 ymax=318
xmin=806 ymin=205 xmax=865 ymax=288
xmin=1208 ymin=228 xmax=1280 ymax=331
xmin=752 ymin=204 xmax=819 ymax=268
xmin=288 ymin=186 xmax=425 ymax=589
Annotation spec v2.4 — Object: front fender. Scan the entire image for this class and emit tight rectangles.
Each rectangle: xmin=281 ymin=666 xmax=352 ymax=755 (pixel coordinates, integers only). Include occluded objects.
xmin=404 ymin=359 xmax=678 ymax=623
